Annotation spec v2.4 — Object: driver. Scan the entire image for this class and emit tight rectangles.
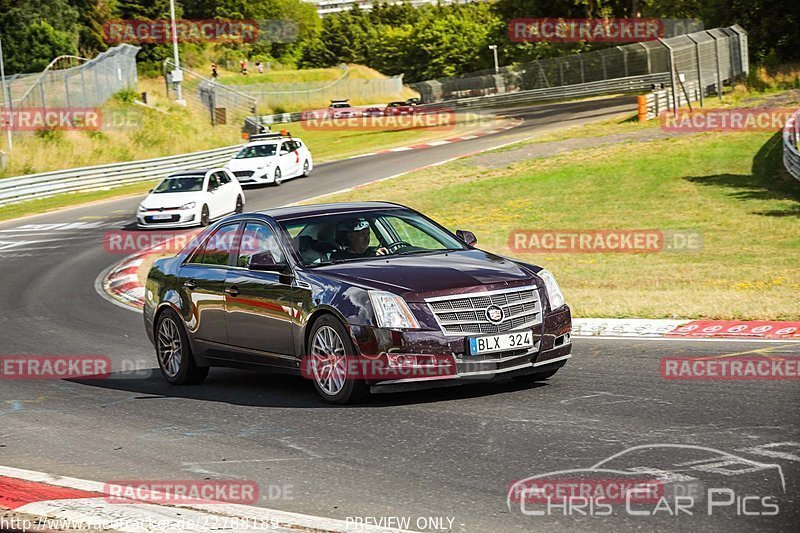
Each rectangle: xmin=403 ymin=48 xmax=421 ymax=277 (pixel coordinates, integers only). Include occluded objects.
xmin=332 ymin=218 xmax=388 ymax=260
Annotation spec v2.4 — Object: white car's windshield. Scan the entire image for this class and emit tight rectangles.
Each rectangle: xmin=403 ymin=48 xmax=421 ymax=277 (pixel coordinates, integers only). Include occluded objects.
xmin=235 ymin=144 xmax=277 ymax=159
xmin=153 ymin=176 xmax=204 ymax=193
xmin=330 ymin=102 xmax=351 ymax=108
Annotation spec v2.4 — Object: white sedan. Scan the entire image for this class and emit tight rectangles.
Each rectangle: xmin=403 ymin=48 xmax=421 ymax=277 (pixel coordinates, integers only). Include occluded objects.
xmin=136 ymin=168 xmax=245 ymax=229
xmin=224 ymin=133 xmax=313 ymax=186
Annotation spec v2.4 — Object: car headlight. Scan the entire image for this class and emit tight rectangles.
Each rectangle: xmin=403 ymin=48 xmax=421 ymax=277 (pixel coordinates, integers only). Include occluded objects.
xmin=538 ymin=269 xmax=566 ymax=310
xmin=137 ymin=204 xmax=146 ymax=212
xmin=368 ymin=291 xmax=420 ymax=329
xmin=179 ymin=202 xmax=196 ymax=210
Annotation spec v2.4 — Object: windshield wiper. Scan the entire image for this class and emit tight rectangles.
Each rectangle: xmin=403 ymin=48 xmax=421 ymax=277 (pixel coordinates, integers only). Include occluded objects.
xmin=396 ymin=248 xmax=462 ymax=256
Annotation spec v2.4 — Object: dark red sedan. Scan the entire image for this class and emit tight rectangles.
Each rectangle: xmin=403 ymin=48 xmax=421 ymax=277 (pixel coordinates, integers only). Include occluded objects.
xmin=144 ymin=202 xmax=572 ymax=403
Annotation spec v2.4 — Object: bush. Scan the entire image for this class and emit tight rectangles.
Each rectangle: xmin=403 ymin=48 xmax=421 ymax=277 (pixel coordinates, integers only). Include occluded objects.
xmin=34 ymin=126 xmax=64 ymax=142
xmin=113 ymin=88 xmax=139 ymax=104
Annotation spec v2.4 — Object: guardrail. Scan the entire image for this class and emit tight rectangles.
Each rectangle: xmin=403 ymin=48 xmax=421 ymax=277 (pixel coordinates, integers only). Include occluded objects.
xmin=783 ymin=108 xmax=800 ymax=182
xmin=0 ymin=144 xmax=242 ymax=207
xmin=418 ymin=73 xmax=671 ymax=110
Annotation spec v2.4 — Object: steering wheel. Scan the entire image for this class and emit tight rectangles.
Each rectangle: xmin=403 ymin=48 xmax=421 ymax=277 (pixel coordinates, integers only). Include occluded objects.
xmin=386 ymin=241 xmax=413 ymax=252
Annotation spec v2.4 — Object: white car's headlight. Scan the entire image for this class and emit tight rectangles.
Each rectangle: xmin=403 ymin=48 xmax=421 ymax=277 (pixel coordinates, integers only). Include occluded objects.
xmin=369 ymin=291 xmax=420 ymax=329
xmin=537 ymin=269 xmax=566 ymax=310
xmin=138 ymin=204 xmax=147 ymax=212
xmin=179 ymin=202 xmax=196 ymax=210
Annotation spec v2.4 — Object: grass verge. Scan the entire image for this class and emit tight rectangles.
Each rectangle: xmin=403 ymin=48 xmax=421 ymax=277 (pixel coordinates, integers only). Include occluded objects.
xmin=304 ymin=128 xmax=800 ymax=320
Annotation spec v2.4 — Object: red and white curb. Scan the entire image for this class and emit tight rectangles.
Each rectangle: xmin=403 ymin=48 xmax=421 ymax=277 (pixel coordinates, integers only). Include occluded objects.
xmin=573 ymin=318 xmax=800 ymax=341
xmin=0 ymin=465 xmax=410 ymax=532
xmin=101 ymin=251 xmax=150 ymax=308
xmin=344 ymin=121 xmax=521 ymax=160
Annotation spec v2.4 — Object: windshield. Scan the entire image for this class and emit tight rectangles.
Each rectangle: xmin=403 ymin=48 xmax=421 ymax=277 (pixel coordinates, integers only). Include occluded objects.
xmin=235 ymin=144 xmax=277 ymax=158
xmin=153 ymin=175 xmax=204 ymax=193
xmin=280 ymin=209 xmax=467 ymax=266
xmin=330 ymin=102 xmax=351 ymax=108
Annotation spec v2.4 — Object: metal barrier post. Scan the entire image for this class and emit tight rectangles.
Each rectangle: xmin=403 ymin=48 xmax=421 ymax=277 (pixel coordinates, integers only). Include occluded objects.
xmin=707 ymin=31 xmax=724 ymax=100
xmin=658 ymin=39 xmax=679 ymax=117
xmin=686 ymin=34 xmax=704 ymax=107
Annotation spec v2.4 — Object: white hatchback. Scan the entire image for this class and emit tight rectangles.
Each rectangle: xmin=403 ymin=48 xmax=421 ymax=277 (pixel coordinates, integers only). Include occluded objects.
xmin=137 ymin=168 xmax=245 ymax=229
xmin=224 ymin=133 xmax=313 ymax=186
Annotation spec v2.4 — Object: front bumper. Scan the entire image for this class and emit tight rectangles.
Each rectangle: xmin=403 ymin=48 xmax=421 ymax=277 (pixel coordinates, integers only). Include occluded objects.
xmin=137 ymin=211 xmax=198 ymax=229
xmin=234 ymin=169 xmax=274 ymax=184
xmin=349 ymin=305 xmax=572 ymax=391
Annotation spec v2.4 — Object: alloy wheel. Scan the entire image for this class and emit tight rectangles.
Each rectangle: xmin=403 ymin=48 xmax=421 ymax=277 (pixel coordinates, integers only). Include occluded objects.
xmin=311 ymin=325 xmax=347 ymax=396
xmin=157 ymin=317 xmax=182 ymax=378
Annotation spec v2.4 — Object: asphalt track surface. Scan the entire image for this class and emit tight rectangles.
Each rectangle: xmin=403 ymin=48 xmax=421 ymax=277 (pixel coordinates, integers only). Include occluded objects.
xmin=0 ymin=96 xmax=797 ymax=532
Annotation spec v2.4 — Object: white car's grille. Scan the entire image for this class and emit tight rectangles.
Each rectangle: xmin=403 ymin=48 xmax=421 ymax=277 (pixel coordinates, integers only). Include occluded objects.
xmin=426 ymin=286 xmax=542 ymax=335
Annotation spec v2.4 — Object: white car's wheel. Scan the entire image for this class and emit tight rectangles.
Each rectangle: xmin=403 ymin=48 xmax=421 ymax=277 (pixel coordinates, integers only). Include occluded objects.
xmin=273 ymin=167 xmax=282 ymax=186
xmin=302 ymin=160 xmax=310 ymax=177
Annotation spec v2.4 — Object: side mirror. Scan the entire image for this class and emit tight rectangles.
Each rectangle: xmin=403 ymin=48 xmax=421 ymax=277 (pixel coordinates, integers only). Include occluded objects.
xmin=249 ymin=251 xmax=288 ymax=272
xmin=456 ymin=230 xmax=477 ymax=246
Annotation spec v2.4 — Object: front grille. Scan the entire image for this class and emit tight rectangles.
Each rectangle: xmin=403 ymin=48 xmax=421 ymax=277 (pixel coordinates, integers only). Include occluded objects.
xmin=233 ymin=171 xmax=254 ymax=178
xmin=426 ymin=286 xmax=542 ymax=336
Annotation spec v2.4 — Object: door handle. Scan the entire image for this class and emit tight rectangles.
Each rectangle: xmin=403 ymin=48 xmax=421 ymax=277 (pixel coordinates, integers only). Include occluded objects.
xmin=225 ymin=286 xmax=240 ymax=297
xmin=183 ymin=279 xmax=197 ymax=290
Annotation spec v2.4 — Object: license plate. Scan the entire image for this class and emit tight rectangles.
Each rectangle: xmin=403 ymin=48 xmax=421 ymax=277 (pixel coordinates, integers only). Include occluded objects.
xmin=468 ymin=330 xmax=534 ymax=355
xmin=151 ymin=214 xmax=173 ymax=220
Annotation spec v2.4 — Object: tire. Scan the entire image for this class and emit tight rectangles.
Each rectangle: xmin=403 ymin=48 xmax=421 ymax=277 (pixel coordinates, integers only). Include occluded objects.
xmin=200 ymin=205 xmax=210 ymax=226
xmin=307 ymin=315 xmax=368 ymax=404
xmin=514 ymin=368 xmax=560 ymax=382
xmin=301 ymin=160 xmax=310 ymax=177
xmin=273 ymin=167 xmax=282 ymax=186
xmin=155 ymin=308 xmax=209 ymax=385
xmin=234 ymin=195 xmax=243 ymax=214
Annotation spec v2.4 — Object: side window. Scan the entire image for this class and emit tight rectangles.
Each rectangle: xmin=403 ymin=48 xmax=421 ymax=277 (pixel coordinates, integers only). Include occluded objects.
xmin=217 ymin=171 xmax=231 ymax=185
xmin=238 ymin=223 xmax=285 ymax=268
xmin=207 ymin=174 xmax=220 ymax=191
xmin=189 ymin=224 xmax=239 ymax=266
xmin=279 ymin=142 xmax=291 ymax=155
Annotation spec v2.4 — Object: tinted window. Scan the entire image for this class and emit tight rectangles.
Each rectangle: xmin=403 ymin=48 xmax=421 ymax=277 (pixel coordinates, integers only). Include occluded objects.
xmin=237 ymin=223 xmax=285 ymax=268
xmin=153 ymin=175 xmax=204 ymax=193
xmin=235 ymin=144 xmax=277 ymax=158
xmin=218 ymin=171 xmax=231 ymax=185
xmin=207 ymin=174 xmax=220 ymax=191
xmin=190 ymin=224 xmax=239 ymax=266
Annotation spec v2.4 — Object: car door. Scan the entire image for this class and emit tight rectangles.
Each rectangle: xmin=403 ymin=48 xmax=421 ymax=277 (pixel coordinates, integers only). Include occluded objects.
xmin=178 ymin=222 xmax=241 ymax=358
xmin=278 ymin=141 xmax=299 ymax=178
xmin=224 ymin=221 xmax=297 ymax=366
xmin=214 ymin=170 xmax=237 ymax=213
xmin=206 ymin=172 xmax=224 ymax=218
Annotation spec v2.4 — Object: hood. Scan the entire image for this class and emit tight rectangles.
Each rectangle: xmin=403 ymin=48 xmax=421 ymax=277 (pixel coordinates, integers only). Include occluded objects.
xmin=141 ymin=191 xmax=203 ymax=209
xmin=225 ymin=156 xmax=276 ymax=171
xmin=316 ymin=249 xmax=536 ymax=301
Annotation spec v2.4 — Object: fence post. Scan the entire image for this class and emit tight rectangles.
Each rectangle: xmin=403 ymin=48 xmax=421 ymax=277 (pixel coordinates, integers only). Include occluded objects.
xmin=578 ymin=56 xmax=585 ymax=84
xmin=617 ymin=46 xmax=629 ymax=77
xmin=686 ymin=34 xmax=704 ymax=107
xmin=64 ymin=75 xmax=71 ymax=111
xmin=707 ymin=31 xmax=724 ymax=100
xmin=658 ymin=39 xmax=679 ymax=117
xmin=39 ymin=79 xmax=47 ymax=117
xmin=638 ymin=43 xmax=652 ymax=73
xmin=80 ymin=69 xmax=88 ymax=107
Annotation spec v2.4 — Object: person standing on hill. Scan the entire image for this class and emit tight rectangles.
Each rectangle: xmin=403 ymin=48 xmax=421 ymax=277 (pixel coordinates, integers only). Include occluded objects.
xmin=211 ymin=63 xmax=218 ymax=79
xmin=240 ymin=59 xmax=248 ymax=75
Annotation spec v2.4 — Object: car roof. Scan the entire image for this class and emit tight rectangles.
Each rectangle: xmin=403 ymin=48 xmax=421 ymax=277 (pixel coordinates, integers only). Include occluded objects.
xmin=166 ymin=169 xmax=210 ymax=178
xmin=256 ymin=201 xmax=408 ymax=221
